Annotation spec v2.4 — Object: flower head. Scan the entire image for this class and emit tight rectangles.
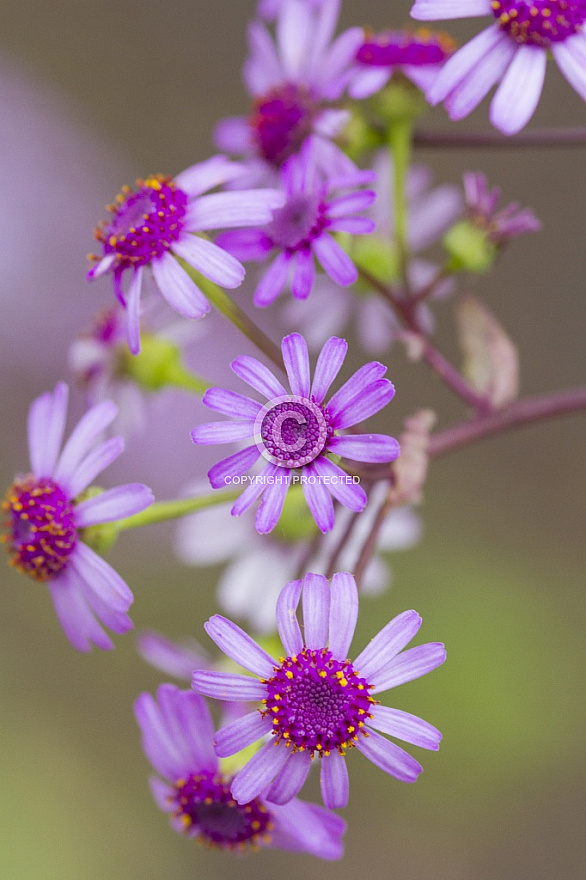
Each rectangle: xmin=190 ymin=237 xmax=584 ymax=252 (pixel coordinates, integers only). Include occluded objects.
xmin=217 ymin=138 xmax=376 ymax=307
xmin=192 ymin=572 xmax=445 ymax=809
xmin=88 ymin=158 xmax=283 ymax=354
xmin=350 ymin=27 xmax=456 ymax=99
xmin=410 ymin=0 xmax=586 ymax=134
xmin=215 ymin=0 xmax=362 ymax=182
xmin=191 ymin=332 xmax=399 ymax=534
xmin=134 ymin=684 xmax=345 ymax=857
xmin=463 ymin=171 xmax=542 ymax=244
xmin=2 ymin=382 xmax=153 ymax=650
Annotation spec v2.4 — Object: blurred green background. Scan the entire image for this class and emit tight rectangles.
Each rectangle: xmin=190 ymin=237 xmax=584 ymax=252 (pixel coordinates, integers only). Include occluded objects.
xmin=1 ymin=1 xmax=585 ymax=878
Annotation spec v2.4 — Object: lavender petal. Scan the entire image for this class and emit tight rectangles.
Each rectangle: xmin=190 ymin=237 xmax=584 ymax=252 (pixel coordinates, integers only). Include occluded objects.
xmin=48 ymin=568 xmax=113 ymax=652
xmin=368 ymin=706 xmax=442 ymax=750
xmin=231 ymin=355 xmax=287 ymax=399
xmin=69 ymin=541 xmax=133 ymax=610
xmin=311 ymin=336 xmax=348 ymax=404
xmin=27 ymin=382 xmax=69 ymax=479
xmin=255 ymin=469 xmax=291 ymax=534
xmin=325 ymin=361 xmax=387 ymax=421
xmin=202 ymin=387 xmax=262 ymax=420
xmin=230 ymin=740 xmax=290 ymax=805
xmin=357 ymin=729 xmax=423 ymax=782
xmin=53 ymin=400 xmax=118 ymax=490
xmin=282 ymin=332 xmax=311 ymax=397
xmin=311 ymin=457 xmax=367 ymax=512
xmin=172 ymin=235 xmax=244 ymax=289
xmin=353 ymin=610 xmax=422 ymax=682
xmin=312 ymin=233 xmax=357 ymax=286
xmin=327 ymin=434 xmax=400 ymax=463
xmin=254 ymin=252 xmax=292 ymax=307
xmin=267 ymin=750 xmax=312 ymax=805
xmin=214 ymin=711 xmax=272 ymax=757
xmin=192 ymin=670 xmax=268 ymax=702
xmin=320 ymin=750 xmax=349 ymax=809
xmin=152 ymin=251 xmax=210 ymax=318
xmin=65 ymin=437 xmax=125 ymax=499
xmin=276 ymin=578 xmax=303 ymax=656
xmin=207 ymin=445 xmax=260 ymax=490
xmin=302 ymin=464 xmax=335 ymax=533
xmin=204 ymin=615 xmax=276 ymax=677
xmin=302 ymin=572 xmax=330 ymax=649
xmin=190 ymin=420 xmax=256 ymax=445
xmin=328 ymin=379 xmax=396 ymax=430
xmin=370 ymin=642 xmax=447 ymax=693
xmin=74 ymin=483 xmax=153 ymax=527
xmin=328 ymin=571 xmax=358 ymax=660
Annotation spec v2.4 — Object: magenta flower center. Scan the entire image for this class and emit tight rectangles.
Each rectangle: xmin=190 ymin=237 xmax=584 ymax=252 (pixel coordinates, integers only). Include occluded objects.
xmin=261 ymin=647 xmax=375 ymax=756
xmin=250 ymin=83 xmax=318 ymax=166
xmin=94 ymin=175 xmax=188 ymax=270
xmin=173 ymin=771 xmax=272 ymax=849
xmin=356 ymin=29 xmax=456 ymax=66
xmin=491 ymin=0 xmax=586 ymax=46
xmin=266 ymin=193 xmax=329 ymax=252
xmin=255 ymin=395 xmax=331 ymax=467
xmin=2 ymin=477 xmax=77 ymax=581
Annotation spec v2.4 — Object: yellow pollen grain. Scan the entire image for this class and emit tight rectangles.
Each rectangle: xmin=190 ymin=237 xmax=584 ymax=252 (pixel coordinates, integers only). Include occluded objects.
xmin=285 ymin=671 xmax=294 ymax=679
xmin=542 ymin=7 xmax=551 ymax=15
xmin=318 ymin=670 xmax=327 ymax=678
xmin=271 ymin=706 xmax=279 ymax=713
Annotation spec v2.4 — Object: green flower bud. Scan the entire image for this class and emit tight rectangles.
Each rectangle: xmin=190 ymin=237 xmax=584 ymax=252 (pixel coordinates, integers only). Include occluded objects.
xmin=120 ymin=333 xmax=208 ymax=394
xmin=443 ymin=220 xmax=498 ymax=274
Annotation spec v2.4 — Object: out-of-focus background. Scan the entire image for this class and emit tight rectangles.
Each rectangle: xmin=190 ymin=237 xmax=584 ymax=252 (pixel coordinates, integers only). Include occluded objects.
xmin=1 ymin=1 xmax=584 ymax=878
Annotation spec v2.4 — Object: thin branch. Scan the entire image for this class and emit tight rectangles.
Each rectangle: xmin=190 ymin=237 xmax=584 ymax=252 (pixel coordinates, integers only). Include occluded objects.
xmin=414 ymin=128 xmax=586 ymax=149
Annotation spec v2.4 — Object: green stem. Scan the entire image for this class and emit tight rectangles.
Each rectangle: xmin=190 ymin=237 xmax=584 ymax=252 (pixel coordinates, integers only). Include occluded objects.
xmin=388 ymin=118 xmax=413 ymax=287
xmin=180 ymin=260 xmax=285 ymax=372
xmin=163 ymin=361 xmax=210 ymax=395
xmin=117 ymin=489 xmax=240 ymax=531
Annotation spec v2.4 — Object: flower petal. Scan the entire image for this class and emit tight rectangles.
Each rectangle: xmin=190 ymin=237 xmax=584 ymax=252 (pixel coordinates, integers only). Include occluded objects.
xmin=311 ymin=457 xmax=367 ymax=512
xmin=312 ymin=233 xmax=357 ymax=286
xmin=276 ymin=578 xmax=304 ymax=656
xmin=370 ymin=642 xmax=447 ymax=693
xmin=53 ymin=400 xmax=118 ymax=491
xmin=137 ymin=630 xmax=210 ymax=680
xmin=311 ymin=336 xmax=348 ymax=404
xmin=368 ymin=706 xmax=442 ymax=750
xmin=327 ymin=434 xmax=400 ymax=463
xmin=356 ymin=729 xmax=423 ymax=782
xmin=48 ymin=567 xmax=113 ymax=652
xmin=429 ymin=24 xmax=504 ymax=104
xmin=320 ymin=750 xmax=349 ymax=808
xmin=68 ymin=540 xmax=133 ymax=610
xmin=254 ymin=252 xmax=292 ymax=307
xmin=328 ymin=571 xmax=358 ymax=660
xmin=411 ymin=0 xmax=492 ymax=21
xmin=353 ymin=610 xmax=422 ymax=681
xmin=325 ymin=361 xmax=387 ymax=421
xmin=190 ymin=420 xmax=256 ymax=444
xmin=27 ymin=382 xmax=69 ymax=479
xmin=552 ymin=34 xmax=586 ymax=102
xmin=157 ymin=685 xmax=217 ymax=772
xmin=192 ymin=670 xmax=268 ymax=702
xmin=172 ymin=235 xmax=244 ymax=289
xmin=230 ymin=740 xmax=290 ymax=804
xmin=174 ymin=155 xmax=244 ymax=197
xmin=302 ymin=572 xmax=330 ymax=649
xmin=231 ymin=355 xmax=287 ymax=398
xmin=489 ymin=45 xmax=546 ymax=135
xmin=186 ymin=189 xmax=284 ymax=231
xmin=74 ymin=483 xmax=153 ymax=527
xmin=302 ymin=464 xmax=335 ymax=533
xmin=328 ymin=379 xmax=396 ymax=430
xmin=255 ymin=469 xmax=291 ymax=534
xmin=267 ymin=750 xmax=312 ymax=805
xmin=204 ymin=615 xmax=276 ymax=677
xmin=151 ymin=251 xmax=210 ymax=319
xmin=282 ymin=332 xmax=311 ymax=396
xmin=269 ymin=798 xmax=346 ymax=860
xmin=444 ymin=37 xmax=516 ymax=120
xmin=125 ymin=265 xmax=144 ymax=355
xmin=202 ymin=387 xmax=262 ymax=420
xmin=291 ymin=248 xmax=316 ymax=300
xmin=65 ymin=437 xmax=124 ymax=499
xmin=207 ymin=445 xmax=261 ymax=490
xmin=214 ymin=711 xmax=272 ymax=757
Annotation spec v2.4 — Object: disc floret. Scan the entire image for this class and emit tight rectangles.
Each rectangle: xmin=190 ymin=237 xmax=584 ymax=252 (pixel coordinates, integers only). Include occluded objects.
xmin=491 ymin=0 xmax=586 ymax=47
xmin=261 ymin=647 xmax=376 ymax=757
xmin=172 ymin=771 xmax=273 ymax=850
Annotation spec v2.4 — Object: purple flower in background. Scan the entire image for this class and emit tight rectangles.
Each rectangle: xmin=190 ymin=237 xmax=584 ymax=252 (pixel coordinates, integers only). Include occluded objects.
xmin=193 ymin=572 xmax=445 ymax=808
xmin=1 ymin=383 xmax=153 ymax=651
xmin=191 ymin=333 xmax=399 ymax=534
xmin=134 ymin=684 xmax=346 ymax=857
xmin=410 ymin=0 xmax=586 ymax=134
xmin=88 ymin=161 xmax=283 ymax=354
xmin=349 ymin=28 xmax=457 ymax=98
xmin=217 ymin=139 xmax=376 ymax=307
xmin=282 ymin=151 xmax=462 ymax=353
xmin=175 ymin=482 xmax=422 ymax=633
xmin=463 ymin=172 xmax=542 ymax=243
xmin=215 ymin=0 xmax=362 ymax=181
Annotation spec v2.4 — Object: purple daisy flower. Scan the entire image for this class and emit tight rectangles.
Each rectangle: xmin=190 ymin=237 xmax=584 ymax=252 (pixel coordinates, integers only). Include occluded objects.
xmin=1 ymin=382 xmax=153 ymax=651
xmin=410 ymin=0 xmax=586 ymax=134
xmin=134 ymin=684 xmax=346 ymax=857
xmin=192 ymin=572 xmax=445 ymax=809
xmin=215 ymin=0 xmax=363 ymax=182
xmin=191 ymin=332 xmax=399 ymax=534
xmin=217 ymin=138 xmax=376 ymax=307
xmin=463 ymin=171 xmax=542 ymax=243
xmin=349 ymin=27 xmax=457 ymax=99
xmin=87 ymin=160 xmax=284 ymax=354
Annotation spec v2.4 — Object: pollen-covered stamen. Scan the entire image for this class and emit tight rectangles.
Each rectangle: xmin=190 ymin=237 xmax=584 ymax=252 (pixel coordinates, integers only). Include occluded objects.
xmin=256 ymin=395 xmax=331 ymax=467
xmin=250 ymin=83 xmax=319 ymax=166
xmin=491 ymin=0 xmax=586 ymax=47
xmin=357 ymin=28 xmax=456 ymax=66
xmin=261 ymin=647 xmax=376 ymax=756
xmin=2 ymin=477 xmax=77 ymax=581
xmin=92 ymin=175 xmax=188 ymax=270
xmin=265 ymin=193 xmax=329 ymax=253
xmin=172 ymin=771 xmax=273 ymax=849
